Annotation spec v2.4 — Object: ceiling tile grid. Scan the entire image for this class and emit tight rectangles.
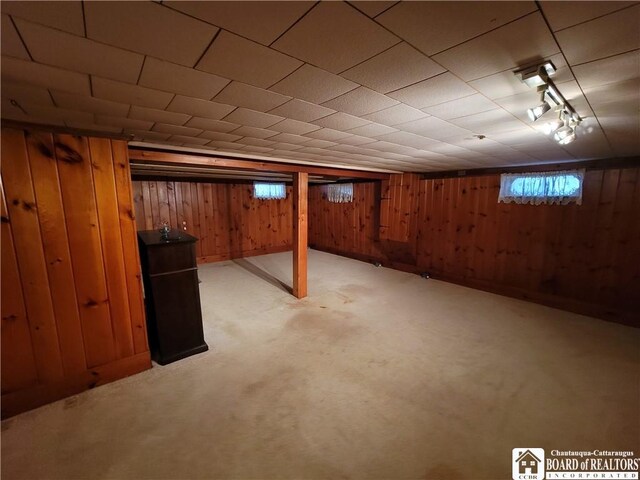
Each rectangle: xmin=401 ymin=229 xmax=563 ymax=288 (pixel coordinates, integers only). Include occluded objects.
xmin=1 ymin=1 xmax=638 ymax=172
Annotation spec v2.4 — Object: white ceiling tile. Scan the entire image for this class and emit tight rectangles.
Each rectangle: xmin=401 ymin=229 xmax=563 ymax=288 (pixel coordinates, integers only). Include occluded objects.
xmin=272 ymin=2 xmax=400 ymax=74
xmin=14 ymin=18 xmax=144 ymax=83
xmin=266 ymin=142 xmax=304 ymax=151
xmin=267 ymin=133 xmax=312 ymax=145
xmin=432 ymin=13 xmax=559 ymax=81
xmin=126 ymin=130 xmax=172 ymax=142
xmin=2 ymin=83 xmax=53 ymax=108
xmin=540 ymin=1 xmax=636 ymax=32
xmin=345 ymin=123 xmax=398 ymax=137
xmin=184 ymin=117 xmax=240 ymax=133
xmin=321 ymin=86 xmax=399 ymax=116
xmin=223 ymin=108 xmax=284 ymax=128
xmin=138 ymin=57 xmax=230 ymax=100
xmin=166 ymin=95 xmax=235 ymax=120
xmin=341 ymin=42 xmax=445 ymax=94
xmin=269 ymin=118 xmax=321 ymax=135
xmin=85 ymin=2 xmax=217 ymax=67
xmin=214 ymin=82 xmax=291 ymax=112
xmin=361 ymin=103 xmax=428 ymax=126
xmin=388 ymin=72 xmax=477 ymax=108
xmin=468 ymin=53 xmax=571 ymax=100
xmin=312 ymin=112 xmax=370 ymax=130
xmin=574 ymin=50 xmax=640 ymax=91
xmin=349 ymin=1 xmax=397 ymax=18
xmin=1 ymin=1 xmax=84 ymax=36
xmin=1 ymin=14 xmax=30 ymax=59
xmin=337 ymin=135 xmax=377 ymax=146
xmin=170 ymin=135 xmax=211 ymax=146
xmin=207 ymin=140 xmax=245 ymax=151
xmin=305 ymin=128 xmax=354 ymax=141
xmin=378 ymin=1 xmax=536 ymax=55
xmin=240 ymin=145 xmax=274 ymax=154
xmin=238 ymin=138 xmax=276 ymax=147
xmin=198 ymin=131 xmax=243 ymax=142
xmin=92 ymin=77 xmax=174 ymax=110
xmin=303 ymin=138 xmax=339 ymax=148
xmin=1 ymin=57 xmax=91 ymax=95
xmin=51 ymin=91 xmax=130 ymax=117
xmin=94 ymin=115 xmax=153 ymax=131
xmin=449 ymin=109 xmax=527 ymax=135
xmin=197 ymin=31 xmax=302 ymax=88
xmin=23 ymin=105 xmax=93 ymax=125
xmin=129 ymin=105 xmax=190 ymax=125
xmin=153 ymin=123 xmax=202 ymax=137
xmin=270 ymin=64 xmax=358 ymax=104
xmin=395 ymin=116 xmax=472 ymax=139
xmin=230 ymin=126 xmax=279 ymax=139
xmin=422 ymin=94 xmax=500 ymax=120
xmin=164 ymin=1 xmax=313 ymax=45
xmin=268 ymin=98 xmax=335 ymax=122
xmin=374 ymin=131 xmax=440 ymax=149
xmin=555 ymin=5 xmax=640 ymax=65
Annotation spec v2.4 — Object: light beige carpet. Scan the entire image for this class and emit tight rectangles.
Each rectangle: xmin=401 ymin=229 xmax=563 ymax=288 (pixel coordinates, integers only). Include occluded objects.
xmin=2 ymin=250 xmax=639 ymax=479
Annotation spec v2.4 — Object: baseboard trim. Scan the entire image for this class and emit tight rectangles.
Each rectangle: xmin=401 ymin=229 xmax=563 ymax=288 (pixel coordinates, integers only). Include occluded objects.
xmin=197 ymin=245 xmax=292 ymax=264
xmin=1 ymin=352 xmax=152 ymax=419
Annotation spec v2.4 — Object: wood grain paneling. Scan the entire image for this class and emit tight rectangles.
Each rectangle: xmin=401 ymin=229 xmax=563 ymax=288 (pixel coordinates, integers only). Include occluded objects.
xmin=1 ymin=127 xmax=151 ymax=417
xmin=309 ymin=169 xmax=640 ymax=324
xmin=132 ymin=179 xmax=293 ymax=262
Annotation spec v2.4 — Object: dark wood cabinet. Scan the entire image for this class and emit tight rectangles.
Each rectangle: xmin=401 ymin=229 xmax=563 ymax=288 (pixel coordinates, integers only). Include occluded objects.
xmin=138 ymin=231 xmax=208 ymax=365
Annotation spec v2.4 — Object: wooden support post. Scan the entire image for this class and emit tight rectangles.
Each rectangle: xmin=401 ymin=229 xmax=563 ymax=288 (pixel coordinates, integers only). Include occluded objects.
xmin=293 ymin=172 xmax=308 ymax=299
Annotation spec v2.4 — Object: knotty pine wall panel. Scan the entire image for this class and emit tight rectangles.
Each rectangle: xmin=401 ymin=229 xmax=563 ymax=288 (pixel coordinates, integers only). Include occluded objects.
xmin=132 ymin=180 xmax=292 ymax=262
xmin=308 ymin=169 xmax=640 ymax=324
xmin=1 ymin=128 xmax=151 ymax=418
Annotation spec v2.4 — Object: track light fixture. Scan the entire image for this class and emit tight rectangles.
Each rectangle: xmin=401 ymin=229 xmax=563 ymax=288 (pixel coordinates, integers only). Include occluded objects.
xmin=515 ymin=61 xmax=581 ymax=145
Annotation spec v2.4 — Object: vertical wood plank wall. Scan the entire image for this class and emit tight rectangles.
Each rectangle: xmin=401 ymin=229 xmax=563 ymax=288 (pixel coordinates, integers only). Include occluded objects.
xmin=309 ymin=169 xmax=640 ymax=324
xmin=131 ymin=179 xmax=293 ymax=263
xmin=1 ymin=128 xmax=151 ymax=418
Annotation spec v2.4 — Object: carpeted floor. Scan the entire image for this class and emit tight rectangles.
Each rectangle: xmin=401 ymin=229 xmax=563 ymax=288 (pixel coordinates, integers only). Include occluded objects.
xmin=2 ymin=250 xmax=639 ymax=479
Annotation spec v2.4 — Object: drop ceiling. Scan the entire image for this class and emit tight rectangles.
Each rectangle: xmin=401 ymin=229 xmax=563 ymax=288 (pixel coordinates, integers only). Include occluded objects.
xmin=1 ymin=1 xmax=638 ymax=173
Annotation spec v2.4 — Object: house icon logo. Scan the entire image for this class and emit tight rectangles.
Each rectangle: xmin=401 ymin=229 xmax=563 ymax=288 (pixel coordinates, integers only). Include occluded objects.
xmin=512 ymin=448 xmax=545 ymax=480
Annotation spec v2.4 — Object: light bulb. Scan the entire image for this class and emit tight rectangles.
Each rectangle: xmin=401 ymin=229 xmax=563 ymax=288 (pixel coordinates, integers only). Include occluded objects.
xmin=541 ymin=119 xmax=562 ymax=135
xmin=527 ymin=102 xmax=551 ymax=121
xmin=554 ymin=126 xmax=575 ymax=144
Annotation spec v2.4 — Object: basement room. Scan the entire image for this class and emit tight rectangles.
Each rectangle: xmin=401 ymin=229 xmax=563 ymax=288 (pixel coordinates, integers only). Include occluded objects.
xmin=1 ymin=1 xmax=639 ymax=479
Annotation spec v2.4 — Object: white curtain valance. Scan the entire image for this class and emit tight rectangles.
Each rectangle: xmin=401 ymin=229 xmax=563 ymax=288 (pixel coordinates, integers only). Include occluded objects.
xmin=498 ymin=169 xmax=585 ymax=205
xmin=325 ymin=183 xmax=354 ymax=203
xmin=253 ymin=182 xmax=286 ymax=200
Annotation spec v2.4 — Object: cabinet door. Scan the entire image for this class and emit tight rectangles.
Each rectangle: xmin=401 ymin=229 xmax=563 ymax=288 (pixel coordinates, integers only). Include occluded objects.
xmin=149 ymin=269 xmax=205 ymax=363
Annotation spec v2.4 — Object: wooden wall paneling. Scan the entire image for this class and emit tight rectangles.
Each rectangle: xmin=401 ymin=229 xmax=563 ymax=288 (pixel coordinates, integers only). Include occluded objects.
xmin=140 ymin=181 xmax=154 ymax=230
xmin=89 ymin=137 xmax=135 ymax=360
xmin=26 ymin=131 xmax=86 ymax=375
xmin=167 ymin=182 xmax=178 ymax=228
xmin=55 ymin=133 xmax=116 ymax=368
xmin=1 ymin=179 xmax=39 ymax=393
xmin=1 ymin=129 xmax=65 ymax=382
xmin=189 ymin=182 xmax=202 ymax=257
xmin=111 ymin=141 xmax=148 ymax=354
xmin=568 ymin=170 xmax=603 ymax=300
xmin=132 ymin=181 xmax=145 ymax=231
xmin=593 ymin=169 xmax=620 ymax=304
xmin=613 ymin=168 xmax=639 ymax=308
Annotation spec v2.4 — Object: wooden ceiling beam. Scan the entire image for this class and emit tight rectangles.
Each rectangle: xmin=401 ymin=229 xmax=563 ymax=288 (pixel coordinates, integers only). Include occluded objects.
xmin=128 ymin=148 xmax=391 ymax=180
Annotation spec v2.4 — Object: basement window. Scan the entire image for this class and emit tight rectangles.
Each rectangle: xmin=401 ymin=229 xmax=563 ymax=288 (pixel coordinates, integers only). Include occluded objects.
xmin=498 ymin=169 xmax=584 ymax=205
xmin=324 ymin=183 xmax=354 ymax=203
xmin=253 ymin=182 xmax=286 ymax=200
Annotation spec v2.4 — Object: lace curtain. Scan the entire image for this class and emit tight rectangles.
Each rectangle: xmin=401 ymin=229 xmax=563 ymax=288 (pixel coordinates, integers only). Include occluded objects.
xmin=498 ymin=169 xmax=585 ymax=205
xmin=325 ymin=183 xmax=354 ymax=203
xmin=253 ymin=182 xmax=286 ymax=200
